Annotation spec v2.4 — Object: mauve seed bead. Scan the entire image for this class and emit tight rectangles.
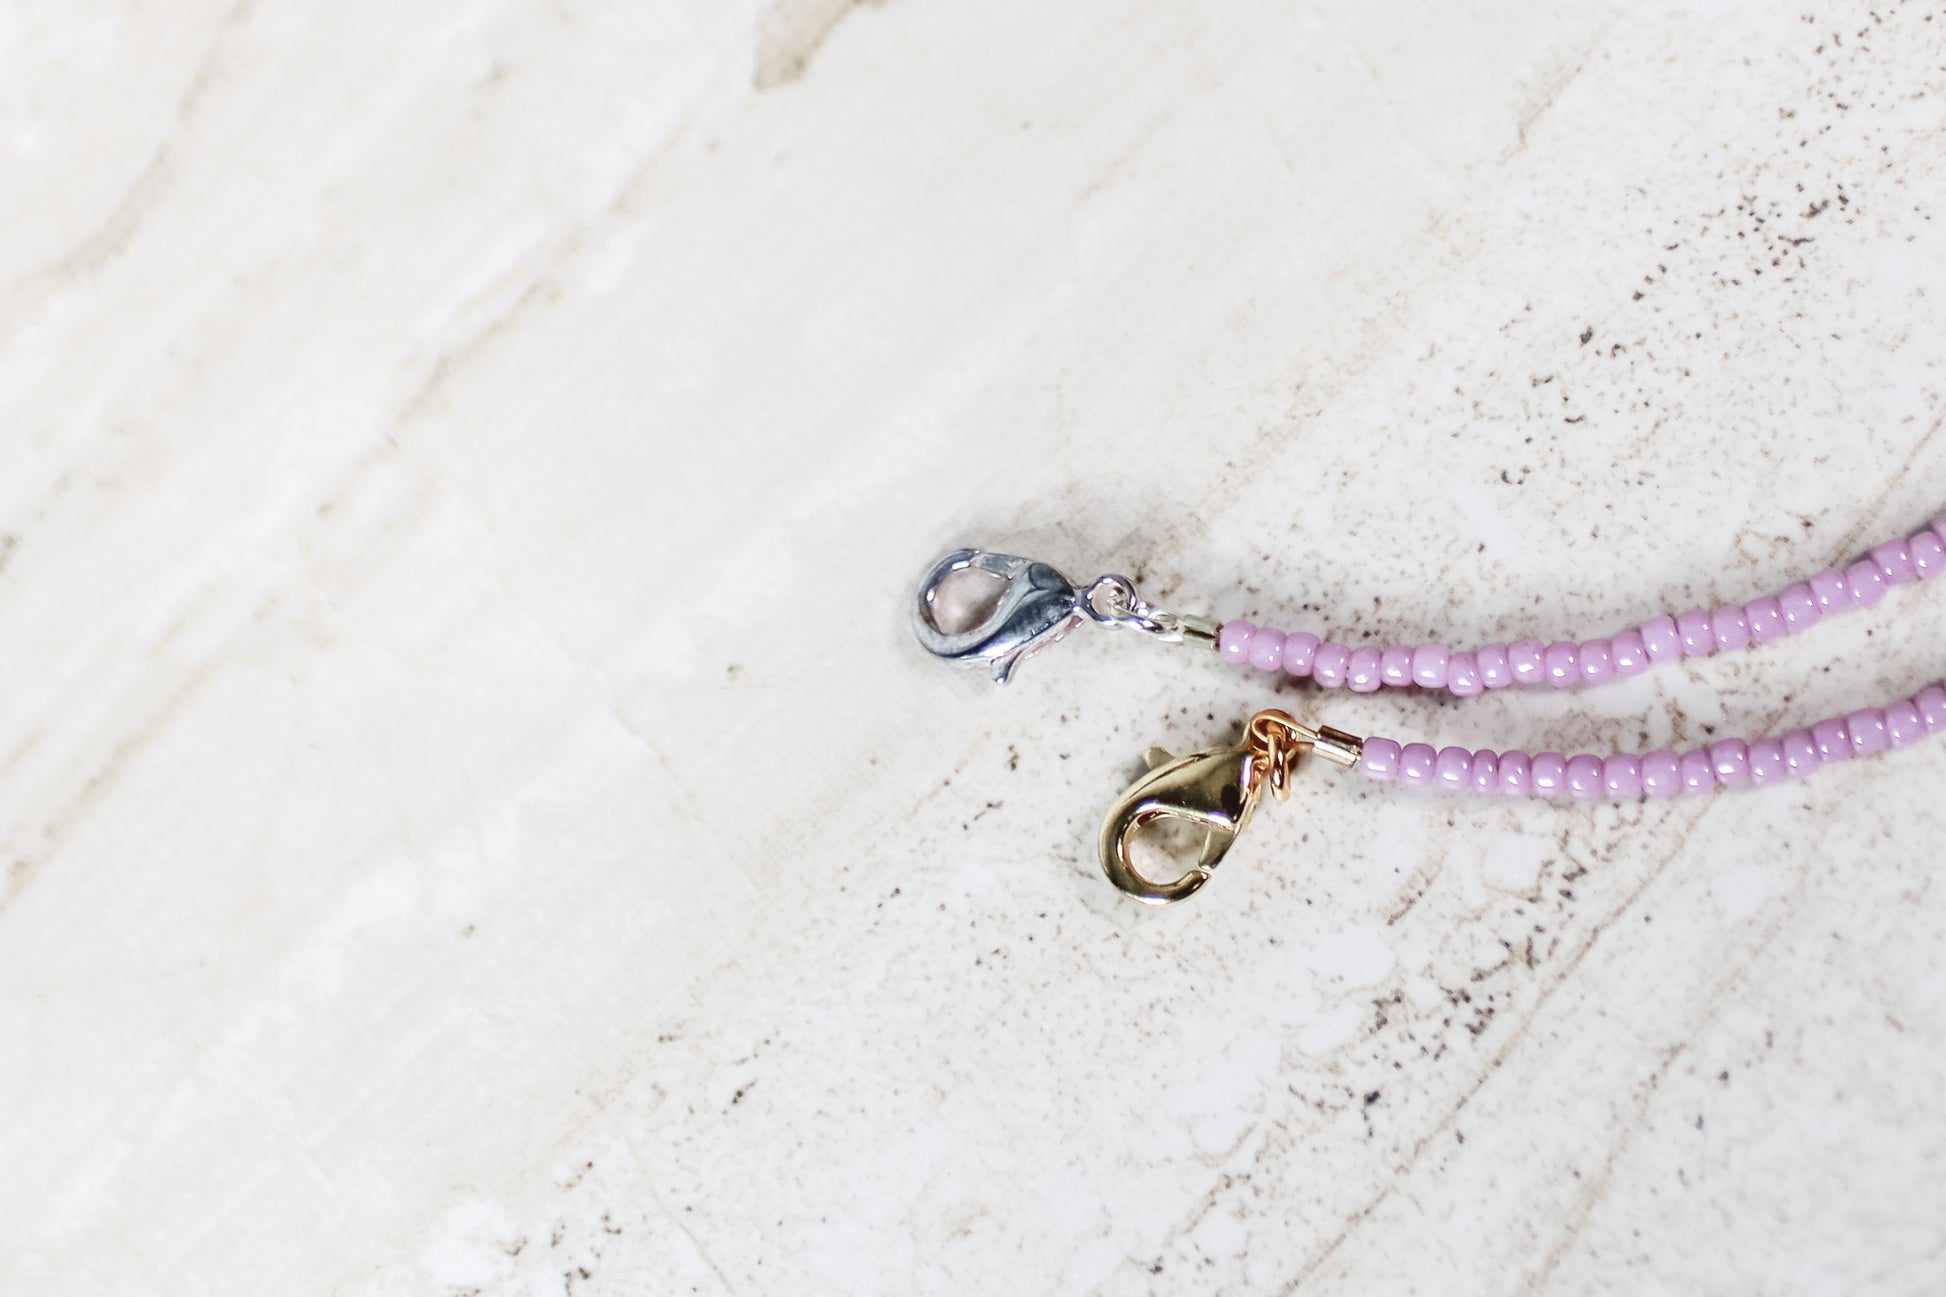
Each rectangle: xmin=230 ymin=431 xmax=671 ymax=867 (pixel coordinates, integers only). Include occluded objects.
xmin=1709 ymin=738 xmax=1751 ymax=785
xmin=1676 ymin=608 xmax=1715 ymax=657
xmin=1476 ymin=642 xmax=1513 ymax=689
xmin=1347 ymin=646 xmax=1384 ymax=692
xmin=1469 ymin=750 xmax=1500 ymax=791
xmin=1497 ymin=749 xmax=1533 ymax=794
xmin=1283 ymin=630 xmax=1320 ymax=677
xmin=1412 ymin=643 xmax=1451 ymax=690
xmin=1398 ymin=742 xmax=1438 ymax=787
xmin=1846 ymin=707 xmax=1890 ymax=756
xmin=1218 ymin=620 xmax=1255 ymax=662
xmin=1679 ymin=749 xmax=1716 ymax=795
xmin=1508 ymin=639 xmax=1546 ymax=684
xmin=1448 ymin=651 xmax=1484 ymax=697
xmin=1937 ymin=513 xmax=1946 ymax=541
xmin=1920 ymin=686 xmax=1946 ymax=732
xmin=1886 ymin=700 xmax=1927 ymax=748
xmin=1435 ymin=746 xmax=1472 ymax=789
xmin=1913 ymin=531 xmax=1946 ymax=579
xmin=1611 ymin=629 xmax=1648 ymax=676
xmin=1531 ymin=752 xmax=1568 ymax=795
xmin=1809 ymin=567 xmax=1850 ymax=612
xmin=1565 ymin=754 xmax=1604 ymax=801
xmin=1380 ymin=644 xmax=1415 ymax=688
xmin=1543 ymin=641 xmax=1579 ymax=689
xmin=1844 ymin=556 xmax=1891 ymax=607
xmin=1360 ymin=736 xmax=1402 ymax=780
xmin=1872 ymin=537 xmax=1916 ymax=584
xmin=1578 ymin=638 xmax=1615 ymax=685
xmin=1779 ymin=583 xmax=1820 ymax=632
xmin=1603 ymin=754 xmax=1643 ymax=798
xmin=1846 ymin=558 xmax=1889 ymax=608
xmin=1313 ymin=642 xmax=1351 ymax=688
xmin=1711 ymin=606 xmax=1751 ymax=653
xmin=1748 ymin=738 xmax=1787 ymax=786
xmin=1745 ymin=595 xmax=1787 ymax=645
xmin=1781 ymin=728 xmax=1820 ymax=778
xmin=1811 ymin=717 xmax=1852 ymax=763
xmin=1249 ymin=628 xmax=1285 ymax=672
xmin=1641 ymin=750 xmax=1682 ymax=798
xmin=1641 ymin=616 xmax=1682 ymax=662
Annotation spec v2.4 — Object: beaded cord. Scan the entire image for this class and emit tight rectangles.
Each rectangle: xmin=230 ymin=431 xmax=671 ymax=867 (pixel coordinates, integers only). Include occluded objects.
xmin=1214 ymin=513 xmax=1946 ymax=798
xmin=1355 ymin=683 xmax=1946 ymax=799
xmin=1218 ymin=515 xmax=1946 ymax=696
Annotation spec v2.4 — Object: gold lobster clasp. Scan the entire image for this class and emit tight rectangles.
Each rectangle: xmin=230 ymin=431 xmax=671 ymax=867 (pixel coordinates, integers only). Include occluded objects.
xmin=1096 ymin=710 xmax=1363 ymax=905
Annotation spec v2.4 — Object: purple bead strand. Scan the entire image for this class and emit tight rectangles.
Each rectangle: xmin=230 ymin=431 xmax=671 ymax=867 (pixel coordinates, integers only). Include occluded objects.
xmin=1354 ymin=683 xmax=1946 ymax=798
xmin=1222 ymin=515 xmax=1946 ymax=695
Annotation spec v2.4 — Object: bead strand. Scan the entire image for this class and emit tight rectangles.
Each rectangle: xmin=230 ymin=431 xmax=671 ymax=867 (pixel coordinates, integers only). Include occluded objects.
xmin=1218 ymin=514 xmax=1946 ymax=695
xmin=1351 ymin=684 xmax=1946 ymax=799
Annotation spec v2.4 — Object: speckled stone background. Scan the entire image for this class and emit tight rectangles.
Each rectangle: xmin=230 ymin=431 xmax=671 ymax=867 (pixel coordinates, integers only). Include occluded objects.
xmin=2 ymin=1 xmax=1943 ymax=1294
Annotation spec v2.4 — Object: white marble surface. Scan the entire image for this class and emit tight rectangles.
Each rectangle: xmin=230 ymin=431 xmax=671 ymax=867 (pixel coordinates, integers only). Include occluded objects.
xmin=3 ymin=1 xmax=1944 ymax=1293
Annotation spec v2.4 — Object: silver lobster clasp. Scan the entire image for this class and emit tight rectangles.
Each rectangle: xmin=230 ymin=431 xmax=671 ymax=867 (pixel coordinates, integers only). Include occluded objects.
xmin=912 ymin=549 xmax=1084 ymax=685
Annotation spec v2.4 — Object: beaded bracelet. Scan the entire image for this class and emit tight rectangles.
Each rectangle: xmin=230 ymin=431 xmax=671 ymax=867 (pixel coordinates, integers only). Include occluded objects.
xmin=912 ymin=512 xmax=1946 ymax=904
xmin=1216 ymin=522 xmax=1943 ymax=694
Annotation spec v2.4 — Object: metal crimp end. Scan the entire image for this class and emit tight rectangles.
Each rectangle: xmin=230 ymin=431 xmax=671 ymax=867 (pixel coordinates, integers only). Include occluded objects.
xmin=1081 ymin=575 xmax=1221 ymax=650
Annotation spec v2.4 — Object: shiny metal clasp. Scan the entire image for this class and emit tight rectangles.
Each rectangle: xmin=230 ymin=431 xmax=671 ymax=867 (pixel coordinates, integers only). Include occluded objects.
xmin=912 ymin=549 xmax=1085 ymax=684
xmin=913 ymin=548 xmax=1222 ymax=685
xmin=1098 ymin=711 xmax=1365 ymax=905
xmin=1097 ymin=742 xmax=1266 ymax=905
